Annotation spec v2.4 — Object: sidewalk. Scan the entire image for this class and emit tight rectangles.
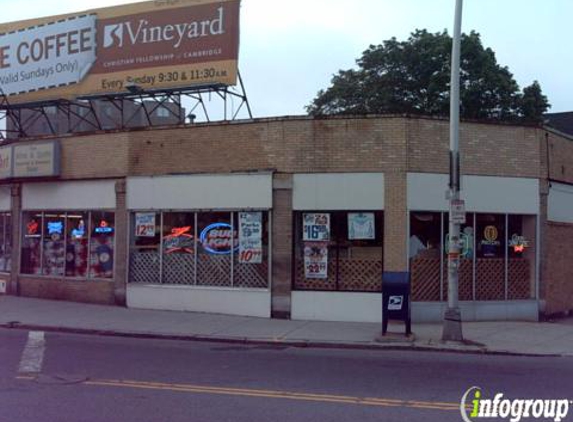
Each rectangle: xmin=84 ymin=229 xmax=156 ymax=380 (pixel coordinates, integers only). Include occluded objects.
xmin=1 ymin=296 xmax=572 ymax=357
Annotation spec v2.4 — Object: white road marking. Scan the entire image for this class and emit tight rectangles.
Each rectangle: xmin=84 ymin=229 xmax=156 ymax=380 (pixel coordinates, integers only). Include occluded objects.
xmin=18 ymin=331 xmax=46 ymax=374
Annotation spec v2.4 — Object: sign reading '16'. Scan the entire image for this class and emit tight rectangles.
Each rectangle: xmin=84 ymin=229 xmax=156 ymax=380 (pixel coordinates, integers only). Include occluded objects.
xmin=0 ymin=0 xmax=240 ymax=104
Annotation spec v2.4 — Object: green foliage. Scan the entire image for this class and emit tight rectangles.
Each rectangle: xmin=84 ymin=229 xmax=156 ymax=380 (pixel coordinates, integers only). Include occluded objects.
xmin=307 ymin=30 xmax=550 ymax=122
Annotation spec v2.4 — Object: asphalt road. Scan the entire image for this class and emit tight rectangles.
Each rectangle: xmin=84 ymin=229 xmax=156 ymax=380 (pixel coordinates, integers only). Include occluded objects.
xmin=1 ymin=328 xmax=572 ymax=422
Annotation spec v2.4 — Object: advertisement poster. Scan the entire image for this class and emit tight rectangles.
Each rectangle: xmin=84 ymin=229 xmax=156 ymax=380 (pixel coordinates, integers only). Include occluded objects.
xmin=302 ymin=213 xmax=330 ymax=242
xmin=348 ymin=213 xmax=375 ymax=240
xmin=135 ymin=213 xmax=156 ymax=237
xmin=238 ymin=212 xmax=262 ymax=263
xmin=0 ymin=0 xmax=240 ymax=104
xmin=303 ymin=242 xmax=328 ymax=279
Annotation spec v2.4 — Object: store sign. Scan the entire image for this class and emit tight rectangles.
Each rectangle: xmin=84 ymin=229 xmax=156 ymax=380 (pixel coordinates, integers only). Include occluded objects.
xmin=0 ymin=141 xmax=61 ymax=179
xmin=94 ymin=219 xmax=114 ymax=234
xmin=303 ymin=242 xmax=328 ymax=279
xmin=25 ymin=219 xmax=40 ymax=237
xmin=303 ymin=213 xmax=330 ymax=242
xmin=135 ymin=213 xmax=156 ymax=237
xmin=0 ymin=0 xmax=240 ymax=104
xmin=163 ymin=226 xmax=194 ymax=254
xmin=200 ymin=222 xmax=238 ymax=255
xmin=348 ymin=213 xmax=375 ymax=240
xmin=509 ymin=234 xmax=529 ymax=253
xmin=238 ymin=212 xmax=262 ymax=264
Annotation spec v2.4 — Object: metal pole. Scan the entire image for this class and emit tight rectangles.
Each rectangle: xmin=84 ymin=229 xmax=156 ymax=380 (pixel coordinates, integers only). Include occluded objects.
xmin=442 ymin=0 xmax=464 ymax=342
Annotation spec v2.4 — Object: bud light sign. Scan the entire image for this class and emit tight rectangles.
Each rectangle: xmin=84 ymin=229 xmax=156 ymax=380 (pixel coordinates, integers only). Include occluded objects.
xmin=200 ymin=223 xmax=238 ymax=255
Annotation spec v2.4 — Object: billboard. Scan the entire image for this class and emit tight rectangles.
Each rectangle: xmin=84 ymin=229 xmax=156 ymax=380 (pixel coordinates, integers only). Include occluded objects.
xmin=0 ymin=0 xmax=240 ymax=104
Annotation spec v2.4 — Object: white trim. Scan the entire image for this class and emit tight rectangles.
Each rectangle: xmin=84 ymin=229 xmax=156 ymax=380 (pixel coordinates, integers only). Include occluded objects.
xmin=548 ymin=182 xmax=573 ymax=223
xmin=127 ymin=284 xmax=271 ymax=318
xmin=22 ymin=180 xmax=116 ymax=210
xmin=407 ymin=173 xmax=539 ymax=214
xmin=293 ymin=173 xmax=385 ymax=210
xmin=127 ymin=174 xmax=272 ymax=210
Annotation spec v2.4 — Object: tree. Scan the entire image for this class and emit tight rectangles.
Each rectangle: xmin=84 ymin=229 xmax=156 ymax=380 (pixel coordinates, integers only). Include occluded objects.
xmin=520 ymin=81 xmax=550 ymax=123
xmin=307 ymin=29 xmax=550 ymax=122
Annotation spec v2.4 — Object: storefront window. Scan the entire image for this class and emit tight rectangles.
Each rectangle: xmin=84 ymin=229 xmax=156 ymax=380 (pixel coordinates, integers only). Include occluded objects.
xmin=21 ymin=213 xmax=42 ymax=275
xmin=233 ymin=211 xmax=269 ymax=288
xmin=20 ymin=211 xmax=115 ymax=279
xmin=66 ymin=212 xmax=89 ymax=277
xmin=42 ymin=212 xmax=65 ymax=276
xmin=293 ymin=211 xmax=383 ymax=292
xmin=409 ymin=211 xmax=536 ymax=302
xmin=0 ymin=213 xmax=12 ymax=272
xmin=90 ymin=212 xmax=114 ymax=279
xmin=128 ymin=211 xmax=270 ymax=288
xmin=162 ymin=212 xmax=195 ymax=284
xmin=197 ymin=212 xmax=232 ymax=287
xmin=130 ymin=212 xmax=161 ymax=284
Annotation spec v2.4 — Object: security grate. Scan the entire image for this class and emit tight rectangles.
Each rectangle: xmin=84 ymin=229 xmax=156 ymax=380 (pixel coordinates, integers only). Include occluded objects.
xmin=196 ymin=254 xmax=232 ymax=287
xmin=411 ymin=258 xmax=442 ymax=301
xmin=163 ymin=253 xmax=195 ymax=285
xmin=508 ymin=259 xmax=532 ymax=299
xmin=233 ymin=256 xmax=268 ymax=288
xmin=294 ymin=259 xmax=382 ymax=291
xmin=129 ymin=251 xmax=160 ymax=284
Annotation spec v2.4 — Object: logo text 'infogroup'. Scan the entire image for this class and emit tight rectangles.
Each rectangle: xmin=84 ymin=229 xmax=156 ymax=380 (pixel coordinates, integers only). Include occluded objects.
xmin=461 ymin=387 xmax=571 ymax=422
xmin=103 ymin=6 xmax=225 ymax=50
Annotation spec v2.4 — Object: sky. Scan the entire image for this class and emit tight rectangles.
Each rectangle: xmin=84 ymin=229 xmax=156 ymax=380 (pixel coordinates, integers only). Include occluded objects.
xmin=0 ymin=0 xmax=571 ymax=119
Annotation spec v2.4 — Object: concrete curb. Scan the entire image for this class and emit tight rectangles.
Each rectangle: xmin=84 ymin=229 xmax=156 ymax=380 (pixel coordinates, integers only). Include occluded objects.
xmin=1 ymin=322 xmax=562 ymax=358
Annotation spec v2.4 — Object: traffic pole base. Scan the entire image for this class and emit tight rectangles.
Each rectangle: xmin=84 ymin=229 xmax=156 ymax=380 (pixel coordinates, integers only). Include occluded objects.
xmin=441 ymin=307 xmax=463 ymax=342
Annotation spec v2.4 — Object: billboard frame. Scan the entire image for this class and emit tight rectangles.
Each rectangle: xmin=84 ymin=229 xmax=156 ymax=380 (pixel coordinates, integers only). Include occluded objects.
xmin=0 ymin=71 xmax=252 ymax=140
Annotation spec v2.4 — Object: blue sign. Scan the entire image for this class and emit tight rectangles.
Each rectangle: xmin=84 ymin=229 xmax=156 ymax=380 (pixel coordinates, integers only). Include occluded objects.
xmin=200 ymin=223 xmax=239 ymax=255
xmin=47 ymin=221 xmax=63 ymax=235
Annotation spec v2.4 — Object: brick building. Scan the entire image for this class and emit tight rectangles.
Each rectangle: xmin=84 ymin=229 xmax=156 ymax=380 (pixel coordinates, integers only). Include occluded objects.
xmin=0 ymin=114 xmax=572 ymax=322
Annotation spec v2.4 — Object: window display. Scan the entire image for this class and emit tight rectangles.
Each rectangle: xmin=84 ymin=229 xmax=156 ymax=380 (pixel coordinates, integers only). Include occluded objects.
xmin=409 ymin=211 xmax=536 ymax=302
xmin=20 ymin=210 xmax=115 ymax=279
xmin=294 ymin=211 xmax=384 ymax=292
xmin=129 ymin=211 xmax=270 ymax=288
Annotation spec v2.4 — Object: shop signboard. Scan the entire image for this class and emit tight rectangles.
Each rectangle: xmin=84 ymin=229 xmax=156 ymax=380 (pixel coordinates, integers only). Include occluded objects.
xmin=303 ymin=242 xmax=328 ymax=279
xmin=135 ymin=212 xmax=156 ymax=237
xmin=302 ymin=213 xmax=330 ymax=242
xmin=238 ymin=212 xmax=262 ymax=264
xmin=348 ymin=212 xmax=375 ymax=240
xmin=10 ymin=140 xmax=60 ymax=179
xmin=0 ymin=0 xmax=240 ymax=104
xmin=0 ymin=147 xmax=12 ymax=179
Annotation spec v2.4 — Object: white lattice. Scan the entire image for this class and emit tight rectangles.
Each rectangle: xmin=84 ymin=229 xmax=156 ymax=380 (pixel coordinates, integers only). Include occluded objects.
xmin=130 ymin=252 xmax=160 ymax=284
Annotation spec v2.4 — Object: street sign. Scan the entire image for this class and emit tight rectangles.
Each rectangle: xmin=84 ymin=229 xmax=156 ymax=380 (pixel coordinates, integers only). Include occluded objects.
xmin=451 ymin=199 xmax=466 ymax=224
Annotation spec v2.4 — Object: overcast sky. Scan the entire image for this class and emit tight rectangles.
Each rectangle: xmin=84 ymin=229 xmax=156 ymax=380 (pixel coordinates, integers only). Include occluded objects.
xmin=1 ymin=0 xmax=571 ymax=118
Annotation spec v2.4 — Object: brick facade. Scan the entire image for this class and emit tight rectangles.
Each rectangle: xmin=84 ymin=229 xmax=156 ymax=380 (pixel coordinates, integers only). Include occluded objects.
xmin=5 ymin=115 xmax=573 ymax=317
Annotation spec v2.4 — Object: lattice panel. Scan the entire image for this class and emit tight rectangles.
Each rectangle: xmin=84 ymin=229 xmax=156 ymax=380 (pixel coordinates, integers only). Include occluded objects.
xmin=162 ymin=253 xmax=195 ymax=285
xmin=475 ymin=258 xmax=505 ymax=300
xmin=410 ymin=258 xmax=441 ymax=301
xmin=196 ymin=254 xmax=232 ymax=287
xmin=338 ymin=259 xmax=382 ymax=292
xmin=508 ymin=259 xmax=532 ymax=299
xmin=234 ymin=256 xmax=268 ymax=288
xmin=442 ymin=259 xmax=473 ymax=301
xmin=294 ymin=258 xmax=382 ymax=291
xmin=294 ymin=259 xmax=337 ymax=290
xmin=130 ymin=252 xmax=160 ymax=284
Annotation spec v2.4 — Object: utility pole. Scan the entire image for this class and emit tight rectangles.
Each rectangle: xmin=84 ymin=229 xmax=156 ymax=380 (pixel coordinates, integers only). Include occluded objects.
xmin=442 ymin=0 xmax=464 ymax=342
